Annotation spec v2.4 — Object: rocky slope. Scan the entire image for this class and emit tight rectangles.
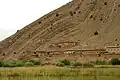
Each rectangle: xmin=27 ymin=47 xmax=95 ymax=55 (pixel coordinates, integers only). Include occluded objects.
xmin=0 ymin=0 xmax=120 ymax=62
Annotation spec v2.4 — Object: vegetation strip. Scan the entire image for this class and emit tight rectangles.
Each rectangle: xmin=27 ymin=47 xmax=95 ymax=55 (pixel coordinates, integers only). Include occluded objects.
xmin=0 ymin=66 xmax=120 ymax=77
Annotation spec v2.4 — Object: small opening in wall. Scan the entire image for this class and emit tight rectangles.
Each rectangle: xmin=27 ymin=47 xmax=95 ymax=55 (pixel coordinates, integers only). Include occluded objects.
xmin=35 ymin=54 xmax=39 ymax=57
xmin=117 ymin=44 xmax=119 ymax=46
xmin=98 ymin=54 xmax=101 ymax=57
xmin=58 ymin=45 xmax=62 ymax=48
xmin=47 ymin=52 xmax=50 ymax=55
xmin=116 ymin=43 xmax=119 ymax=46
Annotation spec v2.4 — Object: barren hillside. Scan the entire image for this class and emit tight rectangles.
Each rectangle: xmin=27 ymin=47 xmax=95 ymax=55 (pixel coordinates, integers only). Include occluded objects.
xmin=0 ymin=0 xmax=120 ymax=63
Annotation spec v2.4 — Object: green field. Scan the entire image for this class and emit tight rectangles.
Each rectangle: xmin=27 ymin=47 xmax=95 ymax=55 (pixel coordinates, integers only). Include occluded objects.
xmin=0 ymin=66 xmax=120 ymax=80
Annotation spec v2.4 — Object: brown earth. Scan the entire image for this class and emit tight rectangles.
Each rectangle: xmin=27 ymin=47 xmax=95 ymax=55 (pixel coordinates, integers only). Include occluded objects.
xmin=0 ymin=0 xmax=120 ymax=63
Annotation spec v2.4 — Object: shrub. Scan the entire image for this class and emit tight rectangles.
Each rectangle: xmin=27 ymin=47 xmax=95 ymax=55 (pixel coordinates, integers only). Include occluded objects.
xmin=15 ymin=60 xmax=25 ymax=67
xmin=56 ymin=59 xmax=71 ymax=66
xmin=72 ymin=62 xmax=82 ymax=67
xmin=3 ymin=60 xmax=16 ymax=67
xmin=60 ymin=59 xmax=71 ymax=65
xmin=28 ymin=60 xmax=40 ymax=65
xmin=0 ymin=61 xmax=3 ymax=67
xmin=82 ymin=63 xmax=94 ymax=68
xmin=110 ymin=58 xmax=120 ymax=65
xmin=56 ymin=61 xmax=65 ymax=67
xmin=72 ymin=62 xmax=94 ymax=67
xmin=91 ymin=60 xmax=107 ymax=65
xmin=24 ymin=62 xmax=34 ymax=67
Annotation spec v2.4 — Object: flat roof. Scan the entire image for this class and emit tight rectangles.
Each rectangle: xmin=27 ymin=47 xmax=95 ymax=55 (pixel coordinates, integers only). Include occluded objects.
xmin=36 ymin=49 xmax=106 ymax=52
xmin=105 ymin=46 xmax=120 ymax=48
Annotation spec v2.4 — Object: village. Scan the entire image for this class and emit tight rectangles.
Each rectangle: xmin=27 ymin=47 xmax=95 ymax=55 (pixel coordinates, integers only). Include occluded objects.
xmin=32 ymin=43 xmax=120 ymax=62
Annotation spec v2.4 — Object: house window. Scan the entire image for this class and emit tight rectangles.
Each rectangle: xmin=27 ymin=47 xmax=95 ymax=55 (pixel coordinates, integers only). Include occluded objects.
xmin=47 ymin=52 xmax=50 ymax=55
xmin=98 ymin=54 xmax=101 ymax=57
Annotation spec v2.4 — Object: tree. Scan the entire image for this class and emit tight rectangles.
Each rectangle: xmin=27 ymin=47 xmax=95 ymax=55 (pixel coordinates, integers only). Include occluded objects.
xmin=110 ymin=58 xmax=120 ymax=65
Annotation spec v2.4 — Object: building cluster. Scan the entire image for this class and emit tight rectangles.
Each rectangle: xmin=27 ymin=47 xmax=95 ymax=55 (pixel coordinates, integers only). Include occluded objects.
xmin=35 ymin=46 xmax=120 ymax=57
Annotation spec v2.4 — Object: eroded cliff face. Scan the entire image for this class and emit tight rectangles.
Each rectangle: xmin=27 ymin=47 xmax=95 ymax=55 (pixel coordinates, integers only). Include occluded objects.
xmin=0 ymin=0 xmax=120 ymax=61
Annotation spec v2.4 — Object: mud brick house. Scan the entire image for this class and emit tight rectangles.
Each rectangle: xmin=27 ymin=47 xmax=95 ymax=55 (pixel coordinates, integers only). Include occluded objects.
xmin=105 ymin=46 xmax=120 ymax=54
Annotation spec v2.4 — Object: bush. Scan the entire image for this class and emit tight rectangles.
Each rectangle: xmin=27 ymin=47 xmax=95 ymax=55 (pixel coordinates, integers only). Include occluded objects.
xmin=24 ymin=62 xmax=34 ymax=67
xmin=110 ymin=58 xmax=120 ymax=65
xmin=60 ymin=59 xmax=71 ymax=65
xmin=15 ymin=60 xmax=25 ymax=67
xmin=56 ymin=61 xmax=65 ymax=67
xmin=72 ymin=62 xmax=94 ymax=67
xmin=0 ymin=61 xmax=3 ymax=67
xmin=2 ymin=60 xmax=16 ymax=67
xmin=82 ymin=63 xmax=94 ymax=67
xmin=90 ymin=60 xmax=107 ymax=65
xmin=72 ymin=62 xmax=82 ymax=67
xmin=56 ymin=59 xmax=71 ymax=66
xmin=28 ymin=60 xmax=40 ymax=65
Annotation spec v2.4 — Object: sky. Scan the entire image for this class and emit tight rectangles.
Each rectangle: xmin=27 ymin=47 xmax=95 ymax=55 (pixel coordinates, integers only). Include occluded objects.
xmin=0 ymin=0 xmax=71 ymax=41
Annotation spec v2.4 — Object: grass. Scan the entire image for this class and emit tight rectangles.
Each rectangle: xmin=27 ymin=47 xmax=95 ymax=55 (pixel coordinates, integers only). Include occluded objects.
xmin=0 ymin=66 xmax=120 ymax=80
